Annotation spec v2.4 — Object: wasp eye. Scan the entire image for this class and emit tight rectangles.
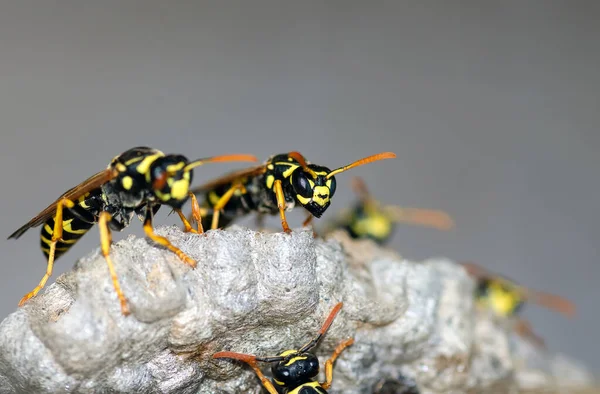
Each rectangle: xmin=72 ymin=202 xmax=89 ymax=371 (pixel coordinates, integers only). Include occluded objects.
xmin=152 ymin=167 xmax=169 ymax=190
xmin=292 ymin=171 xmax=312 ymax=198
xmin=328 ymin=177 xmax=337 ymax=197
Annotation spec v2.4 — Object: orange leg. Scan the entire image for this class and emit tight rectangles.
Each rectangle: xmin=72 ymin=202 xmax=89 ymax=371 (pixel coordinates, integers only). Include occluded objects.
xmin=246 ymin=361 xmax=279 ymax=394
xmin=210 ymin=183 xmax=246 ymax=230
xmin=177 ymin=192 xmax=203 ymax=234
xmin=19 ymin=198 xmax=75 ymax=306
xmin=176 ymin=209 xmax=199 ymax=234
xmin=273 ymin=180 xmax=291 ymax=233
xmin=320 ymin=338 xmax=355 ymax=389
xmin=189 ymin=193 xmax=205 ymax=233
xmin=514 ymin=318 xmax=546 ymax=348
xmin=98 ymin=212 xmax=130 ymax=316
xmin=302 ymin=214 xmax=314 ymax=227
xmin=143 ymin=213 xmax=197 ymax=268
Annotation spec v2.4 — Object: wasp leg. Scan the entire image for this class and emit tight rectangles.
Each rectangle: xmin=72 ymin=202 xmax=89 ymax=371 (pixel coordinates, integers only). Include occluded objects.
xmin=273 ymin=180 xmax=291 ymax=233
xmin=210 ymin=182 xmax=246 ymax=230
xmin=175 ymin=208 xmax=198 ymax=234
xmin=302 ymin=213 xmax=314 ymax=227
xmin=175 ymin=195 xmax=206 ymax=236
xmin=19 ymin=198 xmax=75 ymax=306
xmin=320 ymin=338 xmax=354 ymax=389
xmin=514 ymin=318 xmax=545 ymax=348
xmin=189 ymin=192 xmax=205 ymax=233
xmin=98 ymin=211 xmax=130 ymax=316
xmin=175 ymin=193 xmax=202 ymax=234
xmin=246 ymin=360 xmax=280 ymax=394
xmin=301 ymin=213 xmax=318 ymax=238
xmin=143 ymin=209 xmax=196 ymax=268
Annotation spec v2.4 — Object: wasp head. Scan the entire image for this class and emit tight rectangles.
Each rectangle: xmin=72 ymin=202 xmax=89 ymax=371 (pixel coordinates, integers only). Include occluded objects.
xmin=149 ymin=155 xmax=193 ymax=209
xmin=290 ymin=165 xmax=337 ymax=218
xmin=476 ymin=278 xmax=525 ymax=317
xmin=271 ymin=349 xmax=319 ymax=388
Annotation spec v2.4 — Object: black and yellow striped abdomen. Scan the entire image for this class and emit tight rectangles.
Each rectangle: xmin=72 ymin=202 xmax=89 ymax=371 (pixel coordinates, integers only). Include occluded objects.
xmin=40 ymin=190 xmax=103 ymax=260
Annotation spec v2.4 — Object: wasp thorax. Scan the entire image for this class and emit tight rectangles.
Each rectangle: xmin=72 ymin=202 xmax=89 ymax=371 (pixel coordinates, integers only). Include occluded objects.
xmin=271 ymin=352 xmax=320 ymax=386
xmin=149 ymin=155 xmax=193 ymax=208
xmin=291 ymin=165 xmax=337 ymax=218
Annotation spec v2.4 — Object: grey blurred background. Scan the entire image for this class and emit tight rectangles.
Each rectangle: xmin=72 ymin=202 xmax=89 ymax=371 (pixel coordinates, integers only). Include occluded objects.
xmin=0 ymin=1 xmax=598 ymax=370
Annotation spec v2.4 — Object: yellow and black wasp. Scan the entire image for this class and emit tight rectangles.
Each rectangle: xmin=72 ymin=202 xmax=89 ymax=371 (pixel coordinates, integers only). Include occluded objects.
xmin=461 ymin=262 xmax=576 ymax=346
xmin=213 ymin=302 xmax=353 ymax=394
xmin=325 ymin=177 xmax=454 ymax=244
xmin=8 ymin=147 xmax=257 ymax=315
xmin=189 ymin=151 xmax=396 ymax=233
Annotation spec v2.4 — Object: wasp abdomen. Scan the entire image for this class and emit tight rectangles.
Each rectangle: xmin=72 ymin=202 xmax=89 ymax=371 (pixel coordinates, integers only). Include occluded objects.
xmin=40 ymin=192 xmax=102 ymax=259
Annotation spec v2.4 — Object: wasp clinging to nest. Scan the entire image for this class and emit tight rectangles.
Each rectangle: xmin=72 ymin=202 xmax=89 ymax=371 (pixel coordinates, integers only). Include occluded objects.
xmin=213 ymin=302 xmax=353 ymax=394
xmin=325 ymin=176 xmax=454 ymax=244
xmin=189 ymin=151 xmax=396 ymax=233
xmin=8 ymin=147 xmax=257 ymax=315
xmin=461 ymin=262 xmax=576 ymax=347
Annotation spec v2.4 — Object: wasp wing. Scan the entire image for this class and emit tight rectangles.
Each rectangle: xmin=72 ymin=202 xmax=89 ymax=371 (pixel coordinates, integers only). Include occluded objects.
xmin=8 ymin=169 xmax=116 ymax=239
xmin=189 ymin=165 xmax=267 ymax=194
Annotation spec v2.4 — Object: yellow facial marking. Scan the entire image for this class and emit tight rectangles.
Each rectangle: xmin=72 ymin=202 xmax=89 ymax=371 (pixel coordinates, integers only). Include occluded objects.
xmin=312 ymin=186 xmax=330 ymax=206
xmin=308 ymin=179 xmax=315 ymax=188
xmin=284 ymin=356 xmax=307 ymax=367
xmin=122 ymin=176 xmax=133 ymax=190
xmin=166 ymin=162 xmax=185 ymax=173
xmin=274 ymin=378 xmax=285 ymax=386
xmin=170 ymin=179 xmax=190 ymax=200
xmin=279 ymin=350 xmax=297 ymax=357
xmin=297 ymin=195 xmax=311 ymax=205
xmin=136 ymin=153 xmax=163 ymax=174
xmin=266 ymin=175 xmax=275 ymax=189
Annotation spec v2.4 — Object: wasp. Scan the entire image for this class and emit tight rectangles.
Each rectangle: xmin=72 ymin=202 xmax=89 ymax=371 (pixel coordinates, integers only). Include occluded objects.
xmin=325 ymin=177 xmax=454 ymax=244
xmin=213 ymin=302 xmax=353 ymax=394
xmin=461 ymin=262 xmax=576 ymax=346
xmin=8 ymin=147 xmax=257 ymax=315
xmin=189 ymin=151 xmax=396 ymax=233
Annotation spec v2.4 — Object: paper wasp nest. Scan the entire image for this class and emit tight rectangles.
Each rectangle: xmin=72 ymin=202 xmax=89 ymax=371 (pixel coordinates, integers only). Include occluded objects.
xmin=0 ymin=226 xmax=594 ymax=394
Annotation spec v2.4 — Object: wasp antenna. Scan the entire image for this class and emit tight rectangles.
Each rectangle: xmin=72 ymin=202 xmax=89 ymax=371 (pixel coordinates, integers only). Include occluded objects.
xmin=521 ymin=288 xmax=577 ymax=318
xmin=255 ymin=355 xmax=286 ymax=363
xmin=185 ymin=154 xmax=258 ymax=171
xmin=213 ymin=351 xmax=258 ymax=363
xmin=299 ymin=302 xmax=343 ymax=353
xmin=288 ymin=151 xmax=318 ymax=178
xmin=384 ymin=206 xmax=455 ymax=230
xmin=326 ymin=152 xmax=396 ymax=179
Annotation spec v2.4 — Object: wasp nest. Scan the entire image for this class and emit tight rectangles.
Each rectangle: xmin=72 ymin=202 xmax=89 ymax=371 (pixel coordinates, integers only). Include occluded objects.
xmin=0 ymin=226 xmax=594 ymax=394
